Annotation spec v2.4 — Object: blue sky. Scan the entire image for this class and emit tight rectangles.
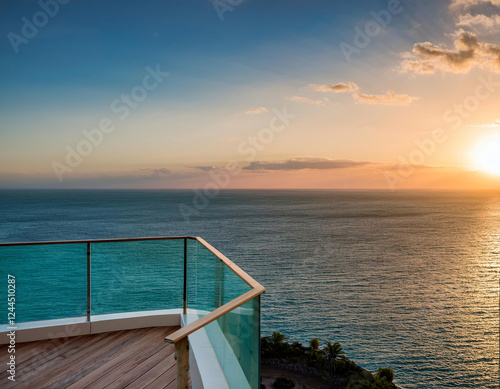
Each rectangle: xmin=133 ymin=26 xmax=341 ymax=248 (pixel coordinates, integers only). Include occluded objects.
xmin=1 ymin=0 xmax=499 ymax=189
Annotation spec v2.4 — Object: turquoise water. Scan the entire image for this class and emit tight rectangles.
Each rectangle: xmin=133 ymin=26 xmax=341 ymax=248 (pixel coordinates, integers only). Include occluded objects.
xmin=0 ymin=189 xmax=499 ymax=388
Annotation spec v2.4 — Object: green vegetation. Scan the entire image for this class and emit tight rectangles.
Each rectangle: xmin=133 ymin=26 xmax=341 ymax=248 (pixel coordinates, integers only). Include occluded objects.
xmin=261 ymin=332 xmax=398 ymax=389
xmin=309 ymin=338 xmax=320 ymax=350
xmin=376 ymin=368 xmax=394 ymax=383
xmin=273 ymin=375 xmax=296 ymax=389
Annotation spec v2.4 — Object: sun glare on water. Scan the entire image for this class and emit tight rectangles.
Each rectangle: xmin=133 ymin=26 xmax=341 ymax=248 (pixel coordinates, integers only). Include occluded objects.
xmin=472 ymin=133 xmax=500 ymax=176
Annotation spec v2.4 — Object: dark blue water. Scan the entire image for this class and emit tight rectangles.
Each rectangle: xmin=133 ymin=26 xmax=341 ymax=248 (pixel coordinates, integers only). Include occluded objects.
xmin=1 ymin=189 xmax=499 ymax=388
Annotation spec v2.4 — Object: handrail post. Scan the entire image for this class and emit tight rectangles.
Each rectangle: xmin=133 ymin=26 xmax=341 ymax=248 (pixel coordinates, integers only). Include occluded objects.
xmin=175 ymin=337 xmax=190 ymax=389
xmin=183 ymin=238 xmax=187 ymax=315
xmin=215 ymin=259 xmax=224 ymax=308
xmin=87 ymin=242 xmax=91 ymax=322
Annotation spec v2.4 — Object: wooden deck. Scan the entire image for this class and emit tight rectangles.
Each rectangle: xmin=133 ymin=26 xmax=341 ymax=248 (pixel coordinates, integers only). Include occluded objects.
xmin=0 ymin=326 xmax=179 ymax=389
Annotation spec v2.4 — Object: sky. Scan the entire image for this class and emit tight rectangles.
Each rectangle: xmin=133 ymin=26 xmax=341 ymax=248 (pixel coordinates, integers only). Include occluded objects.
xmin=1 ymin=0 xmax=500 ymax=190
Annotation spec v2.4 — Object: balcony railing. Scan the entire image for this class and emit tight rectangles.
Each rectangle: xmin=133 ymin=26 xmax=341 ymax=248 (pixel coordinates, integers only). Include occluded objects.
xmin=0 ymin=236 xmax=265 ymax=389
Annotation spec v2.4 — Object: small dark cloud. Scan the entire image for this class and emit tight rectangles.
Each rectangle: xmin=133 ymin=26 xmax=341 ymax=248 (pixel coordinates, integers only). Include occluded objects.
xmin=242 ymin=158 xmax=371 ymax=171
xmin=192 ymin=165 xmax=217 ymax=172
xmin=310 ymin=82 xmax=359 ymax=93
xmin=139 ymin=168 xmax=171 ymax=177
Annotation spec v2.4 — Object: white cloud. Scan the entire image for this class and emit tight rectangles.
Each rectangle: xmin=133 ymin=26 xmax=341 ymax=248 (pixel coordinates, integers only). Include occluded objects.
xmin=284 ymin=95 xmax=326 ymax=106
xmin=458 ymin=13 xmax=500 ymax=33
xmin=245 ymin=107 xmax=268 ymax=115
xmin=353 ymin=90 xmax=419 ymax=106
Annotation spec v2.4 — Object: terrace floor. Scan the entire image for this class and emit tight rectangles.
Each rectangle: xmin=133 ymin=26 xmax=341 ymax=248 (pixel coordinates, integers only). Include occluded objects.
xmin=0 ymin=326 xmax=179 ymax=389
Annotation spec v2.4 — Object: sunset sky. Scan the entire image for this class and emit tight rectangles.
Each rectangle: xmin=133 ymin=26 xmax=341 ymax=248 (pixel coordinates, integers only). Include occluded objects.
xmin=1 ymin=0 xmax=500 ymax=189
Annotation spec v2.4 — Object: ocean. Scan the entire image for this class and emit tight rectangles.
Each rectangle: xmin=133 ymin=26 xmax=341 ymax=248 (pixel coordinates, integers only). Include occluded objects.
xmin=0 ymin=189 xmax=498 ymax=388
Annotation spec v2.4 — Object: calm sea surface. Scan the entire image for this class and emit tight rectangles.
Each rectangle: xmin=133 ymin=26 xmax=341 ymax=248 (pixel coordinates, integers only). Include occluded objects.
xmin=0 ymin=189 xmax=498 ymax=388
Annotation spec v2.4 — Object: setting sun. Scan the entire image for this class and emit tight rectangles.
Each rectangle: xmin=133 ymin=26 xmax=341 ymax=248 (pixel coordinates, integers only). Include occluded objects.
xmin=472 ymin=133 xmax=500 ymax=176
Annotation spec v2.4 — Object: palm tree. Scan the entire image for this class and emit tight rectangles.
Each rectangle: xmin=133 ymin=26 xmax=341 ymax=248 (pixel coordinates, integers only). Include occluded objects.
xmin=270 ymin=331 xmax=288 ymax=347
xmin=262 ymin=332 xmax=289 ymax=357
xmin=324 ymin=341 xmax=344 ymax=359
xmin=321 ymin=341 xmax=345 ymax=374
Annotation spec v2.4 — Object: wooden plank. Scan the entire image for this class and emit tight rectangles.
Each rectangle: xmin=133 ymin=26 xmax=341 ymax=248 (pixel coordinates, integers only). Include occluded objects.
xmin=52 ymin=329 xmax=154 ymax=389
xmin=65 ymin=329 xmax=158 ymax=389
xmin=86 ymin=332 xmax=170 ymax=389
xmin=123 ymin=350 xmax=176 ymax=388
xmin=1 ymin=331 xmax=119 ymax=389
xmin=65 ymin=327 xmax=177 ymax=389
xmin=143 ymin=362 xmax=177 ymax=389
xmin=104 ymin=343 xmax=175 ymax=388
xmin=18 ymin=330 xmax=127 ymax=386
xmin=175 ymin=337 xmax=190 ymax=389
xmin=165 ymin=378 xmax=179 ymax=389
xmin=18 ymin=330 xmax=109 ymax=366
xmin=0 ymin=327 xmax=178 ymax=389
xmin=46 ymin=327 xmax=172 ymax=389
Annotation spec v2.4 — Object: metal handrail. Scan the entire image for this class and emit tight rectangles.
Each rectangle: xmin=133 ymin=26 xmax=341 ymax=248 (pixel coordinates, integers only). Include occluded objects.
xmin=0 ymin=236 xmax=193 ymax=246
xmin=0 ymin=236 xmax=195 ymax=322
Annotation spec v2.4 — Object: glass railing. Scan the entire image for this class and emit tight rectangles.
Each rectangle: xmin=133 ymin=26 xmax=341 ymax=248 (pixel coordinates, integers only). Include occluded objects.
xmin=187 ymin=239 xmax=260 ymax=388
xmin=0 ymin=237 xmax=265 ymax=389
xmin=91 ymin=239 xmax=184 ymax=315
xmin=201 ymin=295 xmax=261 ymax=389
xmin=0 ymin=243 xmax=87 ymax=323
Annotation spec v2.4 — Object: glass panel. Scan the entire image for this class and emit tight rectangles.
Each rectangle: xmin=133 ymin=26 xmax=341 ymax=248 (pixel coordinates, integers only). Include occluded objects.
xmin=0 ymin=243 xmax=86 ymax=324
xmin=187 ymin=240 xmax=260 ymax=389
xmin=187 ymin=240 xmax=251 ymax=313
xmin=91 ymin=239 xmax=184 ymax=315
xmin=202 ymin=295 xmax=261 ymax=389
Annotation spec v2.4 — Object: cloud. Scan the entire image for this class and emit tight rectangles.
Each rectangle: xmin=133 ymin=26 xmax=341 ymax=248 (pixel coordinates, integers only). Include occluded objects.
xmin=399 ymin=30 xmax=500 ymax=74
xmin=309 ymin=82 xmax=359 ymax=93
xmin=284 ymin=95 xmax=326 ymax=106
xmin=245 ymin=106 xmax=268 ymax=115
xmin=307 ymin=81 xmax=416 ymax=106
xmin=139 ymin=168 xmax=171 ymax=177
xmin=242 ymin=157 xmax=370 ymax=171
xmin=353 ymin=90 xmax=419 ymax=106
xmin=450 ymin=0 xmax=500 ymax=12
xmin=221 ymin=137 xmax=237 ymax=141
xmin=457 ymin=13 xmax=500 ymax=33
xmin=192 ymin=165 xmax=217 ymax=172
